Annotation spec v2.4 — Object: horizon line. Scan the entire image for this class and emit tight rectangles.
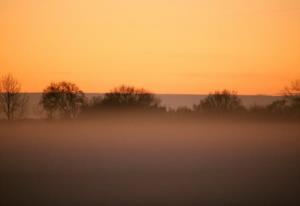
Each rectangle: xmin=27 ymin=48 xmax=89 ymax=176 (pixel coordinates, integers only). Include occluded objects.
xmin=21 ymin=92 xmax=283 ymax=96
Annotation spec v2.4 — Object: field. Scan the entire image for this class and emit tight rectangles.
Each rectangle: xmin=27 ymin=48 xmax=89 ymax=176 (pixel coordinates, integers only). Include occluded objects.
xmin=1 ymin=117 xmax=300 ymax=206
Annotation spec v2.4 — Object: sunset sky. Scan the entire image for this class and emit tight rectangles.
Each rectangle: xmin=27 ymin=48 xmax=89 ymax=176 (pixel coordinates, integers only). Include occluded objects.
xmin=0 ymin=0 xmax=299 ymax=94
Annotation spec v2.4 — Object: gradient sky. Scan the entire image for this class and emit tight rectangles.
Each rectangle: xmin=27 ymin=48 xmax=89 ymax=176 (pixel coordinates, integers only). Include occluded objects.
xmin=0 ymin=0 xmax=299 ymax=94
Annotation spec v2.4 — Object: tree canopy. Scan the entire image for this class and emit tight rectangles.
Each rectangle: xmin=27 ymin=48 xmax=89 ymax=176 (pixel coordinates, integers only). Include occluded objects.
xmin=96 ymin=85 xmax=161 ymax=110
xmin=40 ymin=81 xmax=86 ymax=119
xmin=194 ymin=90 xmax=244 ymax=113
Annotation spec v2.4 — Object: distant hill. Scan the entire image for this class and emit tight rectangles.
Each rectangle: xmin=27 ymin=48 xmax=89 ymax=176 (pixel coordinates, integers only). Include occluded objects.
xmin=1 ymin=93 xmax=282 ymax=119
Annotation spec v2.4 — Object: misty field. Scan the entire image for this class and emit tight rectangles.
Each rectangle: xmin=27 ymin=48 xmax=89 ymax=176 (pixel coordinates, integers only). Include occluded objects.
xmin=1 ymin=118 xmax=300 ymax=206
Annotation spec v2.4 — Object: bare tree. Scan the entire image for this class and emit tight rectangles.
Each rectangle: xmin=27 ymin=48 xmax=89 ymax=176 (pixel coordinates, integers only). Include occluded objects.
xmin=284 ymin=79 xmax=300 ymax=106
xmin=0 ymin=74 xmax=28 ymax=120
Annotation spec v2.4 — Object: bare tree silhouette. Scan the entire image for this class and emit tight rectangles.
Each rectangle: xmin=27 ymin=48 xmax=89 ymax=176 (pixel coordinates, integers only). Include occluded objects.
xmin=284 ymin=80 xmax=300 ymax=106
xmin=40 ymin=81 xmax=86 ymax=119
xmin=0 ymin=74 xmax=28 ymax=120
xmin=194 ymin=90 xmax=244 ymax=113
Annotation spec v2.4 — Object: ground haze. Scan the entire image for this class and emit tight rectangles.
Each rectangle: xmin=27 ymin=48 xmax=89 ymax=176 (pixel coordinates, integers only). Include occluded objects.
xmin=1 ymin=117 xmax=299 ymax=205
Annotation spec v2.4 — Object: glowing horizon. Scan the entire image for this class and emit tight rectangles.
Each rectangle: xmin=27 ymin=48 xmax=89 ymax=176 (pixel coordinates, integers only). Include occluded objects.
xmin=1 ymin=0 xmax=299 ymax=95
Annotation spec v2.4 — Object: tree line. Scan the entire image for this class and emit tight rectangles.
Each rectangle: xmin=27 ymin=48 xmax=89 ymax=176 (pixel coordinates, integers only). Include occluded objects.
xmin=0 ymin=74 xmax=300 ymax=120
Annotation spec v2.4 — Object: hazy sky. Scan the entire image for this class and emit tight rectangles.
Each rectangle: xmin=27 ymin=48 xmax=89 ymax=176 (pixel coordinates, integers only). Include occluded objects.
xmin=0 ymin=0 xmax=299 ymax=94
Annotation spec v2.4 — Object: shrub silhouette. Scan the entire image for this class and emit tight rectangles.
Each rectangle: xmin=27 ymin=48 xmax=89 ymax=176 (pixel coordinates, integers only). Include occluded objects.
xmin=248 ymin=100 xmax=290 ymax=118
xmin=266 ymin=99 xmax=289 ymax=115
xmin=91 ymin=85 xmax=163 ymax=111
xmin=194 ymin=90 xmax=244 ymax=113
xmin=40 ymin=81 xmax=86 ymax=119
xmin=176 ymin=106 xmax=193 ymax=113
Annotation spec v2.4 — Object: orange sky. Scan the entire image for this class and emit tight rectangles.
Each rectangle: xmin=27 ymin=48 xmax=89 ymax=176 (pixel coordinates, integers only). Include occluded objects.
xmin=0 ymin=0 xmax=299 ymax=94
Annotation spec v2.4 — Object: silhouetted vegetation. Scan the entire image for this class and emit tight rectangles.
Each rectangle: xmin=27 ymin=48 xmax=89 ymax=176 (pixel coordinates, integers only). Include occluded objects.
xmin=248 ymin=101 xmax=289 ymax=118
xmin=266 ymin=99 xmax=289 ymax=115
xmin=193 ymin=90 xmax=245 ymax=114
xmin=0 ymin=74 xmax=28 ymax=120
xmin=1 ymin=77 xmax=300 ymax=120
xmin=84 ymin=85 xmax=165 ymax=115
xmin=40 ymin=81 xmax=86 ymax=119
xmin=284 ymin=79 xmax=300 ymax=115
xmin=245 ymin=80 xmax=300 ymax=119
xmin=175 ymin=106 xmax=193 ymax=114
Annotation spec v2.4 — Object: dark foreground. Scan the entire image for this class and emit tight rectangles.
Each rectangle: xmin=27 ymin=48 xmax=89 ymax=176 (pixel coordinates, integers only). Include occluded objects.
xmin=1 ymin=118 xmax=300 ymax=206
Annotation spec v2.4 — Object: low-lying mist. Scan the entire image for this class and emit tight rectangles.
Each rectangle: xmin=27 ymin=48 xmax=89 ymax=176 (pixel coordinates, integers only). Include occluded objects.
xmin=1 ymin=116 xmax=300 ymax=206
